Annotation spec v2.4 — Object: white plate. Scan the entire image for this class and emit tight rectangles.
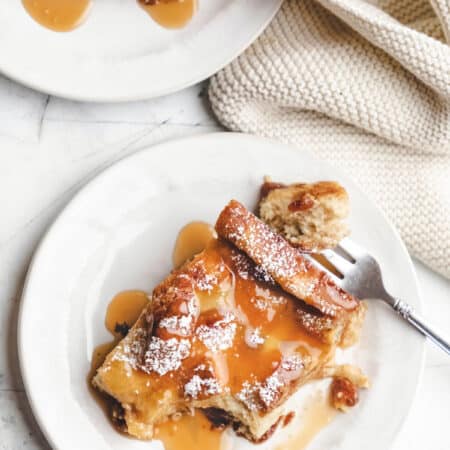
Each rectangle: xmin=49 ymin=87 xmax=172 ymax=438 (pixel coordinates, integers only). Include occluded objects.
xmin=0 ymin=1 xmax=281 ymax=102
xmin=19 ymin=133 xmax=424 ymax=450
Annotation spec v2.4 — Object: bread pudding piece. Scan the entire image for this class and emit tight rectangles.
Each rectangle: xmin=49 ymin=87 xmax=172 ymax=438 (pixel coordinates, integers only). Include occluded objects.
xmin=259 ymin=179 xmax=350 ymax=252
xmin=93 ymin=203 xmax=366 ymax=443
xmin=216 ymin=200 xmax=358 ymax=317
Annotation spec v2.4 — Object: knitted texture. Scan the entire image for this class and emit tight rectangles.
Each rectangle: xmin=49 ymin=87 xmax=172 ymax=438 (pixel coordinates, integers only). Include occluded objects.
xmin=209 ymin=0 xmax=450 ymax=279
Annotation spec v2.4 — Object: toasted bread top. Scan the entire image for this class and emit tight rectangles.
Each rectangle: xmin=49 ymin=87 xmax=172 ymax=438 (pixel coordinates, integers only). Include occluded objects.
xmin=215 ymin=200 xmax=358 ymax=315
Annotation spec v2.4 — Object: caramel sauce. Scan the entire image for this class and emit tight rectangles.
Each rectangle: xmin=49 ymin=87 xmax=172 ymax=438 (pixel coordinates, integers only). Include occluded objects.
xmin=22 ymin=0 xmax=197 ymax=32
xmin=90 ymin=341 xmax=118 ymax=376
xmin=173 ymin=221 xmax=216 ymax=268
xmin=97 ymin=239 xmax=333 ymax=438
xmin=276 ymin=393 xmax=337 ymax=450
xmin=91 ymin=220 xmax=341 ymax=448
xmin=22 ymin=0 xmax=92 ymax=32
xmin=105 ymin=290 xmax=150 ymax=337
xmin=154 ymin=411 xmax=230 ymax=450
xmin=91 ymin=289 xmax=230 ymax=449
xmin=139 ymin=0 xmax=197 ymax=29
xmin=260 ymin=181 xmax=286 ymax=200
xmin=288 ymin=196 xmax=315 ymax=212
xmin=88 ymin=340 xmax=121 ymax=421
xmin=89 ymin=291 xmax=149 ymax=421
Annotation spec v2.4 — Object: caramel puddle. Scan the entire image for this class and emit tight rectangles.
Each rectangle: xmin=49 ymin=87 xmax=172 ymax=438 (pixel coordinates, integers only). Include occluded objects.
xmin=173 ymin=221 xmax=216 ymax=268
xmin=276 ymin=392 xmax=337 ymax=450
xmin=105 ymin=290 xmax=149 ymax=338
xmin=22 ymin=0 xmax=92 ymax=32
xmin=139 ymin=0 xmax=197 ymax=29
xmin=22 ymin=0 xmax=197 ymax=32
xmin=155 ymin=411 xmax=231 ymax=450
xmin=88 ymin=291 xmax=150 ymax=421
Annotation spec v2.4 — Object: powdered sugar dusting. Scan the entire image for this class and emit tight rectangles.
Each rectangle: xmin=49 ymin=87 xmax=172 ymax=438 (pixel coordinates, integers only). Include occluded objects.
xmin=216 ymin=201 xmax=358 ymax=315
xmin=196 ymin=313 xmax=237 ymax=352
xmin=112 ymin=327 xmax=147 ymax=370
xmin=142 ymin=337 xmax=191 ymax=376
xmin=251 ymin=286 xmax=287 ymax=312
xmin=222 ymin=204 xmax=299 ymax=280
xmin=281 ymin=355 xmax=304 ymax=372
xmin=245 ymin=327 xmax=265 ymax=348
xmin=196 ymin=273 xmax=218 ymax=292
xmin=159 ymin=315 xmax=193 ymax=337
xmin=296 ymin=309 xmax=334 ymax=336
xmin=236 ymin=355 xmax=304 ymax=411
xmin=236 ymin=381 xmax=260 ymax=411
xmin=184 ymin=375 xmax=222 ymax=399
xmin=258 ymin=373 xmax=284 ymax=407
xmin=230 ymin=250 xmax=275 ymax=285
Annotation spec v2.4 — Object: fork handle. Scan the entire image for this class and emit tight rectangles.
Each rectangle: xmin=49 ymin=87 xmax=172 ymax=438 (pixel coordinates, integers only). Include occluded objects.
xmin=392 ymin=298 xmax=450 ymax=356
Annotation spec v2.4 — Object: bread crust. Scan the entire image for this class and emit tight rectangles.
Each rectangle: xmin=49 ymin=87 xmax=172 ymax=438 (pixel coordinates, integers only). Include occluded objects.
xmin=259 ymin=180 xmax=349 ymax=252
xmin=215 ymin=200 xmax=358 ymax=316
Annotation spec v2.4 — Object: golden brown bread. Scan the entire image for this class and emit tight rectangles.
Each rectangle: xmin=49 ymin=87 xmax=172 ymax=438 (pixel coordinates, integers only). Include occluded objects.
xmin=259 ymin=180 xmax=350 ymax=252
xmin=215 ymin=199 xmax=358 ymax=316
xmin=93 ymin=202 xmax=366 ymax=443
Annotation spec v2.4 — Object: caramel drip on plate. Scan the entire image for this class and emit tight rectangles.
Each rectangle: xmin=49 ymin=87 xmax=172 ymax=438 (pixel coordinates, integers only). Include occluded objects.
xmin=88 ymin=340 xmax=120 ymax=421
xmin=89 ymin=291 xmax=149 ymax=420
xmin=173 ymin=221 xmax=216 ymax=268
xmin=22 ymin=0 xmax=197 ymax=32
xmin=154 ymin=411 xmax=231 ymax=450
xmin=105 ymin=290 xmax=150 ymax=337
xmin=90 ymin=341 xmax=118 ymax=376
xmin=22 ymin=0 xmax=92 ymax=32
xmin=139 ymin=0 xmax=197 ymax=29
xmin=276 ymin=392 xmax=337 ymax=450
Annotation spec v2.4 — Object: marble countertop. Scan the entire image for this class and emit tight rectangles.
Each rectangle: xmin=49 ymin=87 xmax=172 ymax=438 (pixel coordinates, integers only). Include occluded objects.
xmin=0 ymin=75 xmax=449 ymax=450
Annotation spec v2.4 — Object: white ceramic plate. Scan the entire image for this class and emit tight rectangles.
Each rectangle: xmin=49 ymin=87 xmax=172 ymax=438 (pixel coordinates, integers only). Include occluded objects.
xmin=0 ymin=1 xmax=281 ymax=102
xmin=19 ymin=133 xmax=424 ymax=450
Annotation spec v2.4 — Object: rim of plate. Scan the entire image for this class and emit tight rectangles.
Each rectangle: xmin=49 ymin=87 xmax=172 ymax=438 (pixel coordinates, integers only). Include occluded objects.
xmin=18 ymin=132 xmax=425 ymax=449
xmin=0 ymin=1 xmax=282 ymax=102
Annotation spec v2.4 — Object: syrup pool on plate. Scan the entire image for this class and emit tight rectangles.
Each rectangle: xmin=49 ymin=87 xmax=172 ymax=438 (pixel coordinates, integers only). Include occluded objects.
xmin=276 ymin=392 xmax=337 ymax=450
xmin=154 ymin=410 xmax=232 ymax=450
xmin=138 ymin=0 xmax=198 ymax=29
xmin=105 ymin=290 xmax=149 ymax=337
xmin=91 ymin=290 xmax=150 ymax=373
xmin=22 ymin=0 xmax=92 ymax=32
xmin=22 ymin=0 xmax=197 ymax=32
xmin=172 ymin=221 xmax=216 ymax=268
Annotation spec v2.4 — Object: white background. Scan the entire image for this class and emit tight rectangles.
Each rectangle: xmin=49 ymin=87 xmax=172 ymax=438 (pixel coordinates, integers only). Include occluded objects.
xmin=0 ymin=76 xmax=449 ymax=449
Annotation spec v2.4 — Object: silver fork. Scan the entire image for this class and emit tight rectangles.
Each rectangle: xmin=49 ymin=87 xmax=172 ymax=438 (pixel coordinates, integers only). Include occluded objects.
xmin=312 ymin=237 xmax=450 ymax=356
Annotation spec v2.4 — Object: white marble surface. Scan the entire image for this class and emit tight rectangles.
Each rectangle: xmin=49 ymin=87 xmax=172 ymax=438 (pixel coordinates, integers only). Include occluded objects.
xmin=0 ymin=74 xmax=448 ymax=450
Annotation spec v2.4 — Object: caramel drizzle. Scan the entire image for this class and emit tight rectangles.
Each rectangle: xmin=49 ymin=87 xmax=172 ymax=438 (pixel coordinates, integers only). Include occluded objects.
xmin=215 ymin=200 xmax=359 ymax=315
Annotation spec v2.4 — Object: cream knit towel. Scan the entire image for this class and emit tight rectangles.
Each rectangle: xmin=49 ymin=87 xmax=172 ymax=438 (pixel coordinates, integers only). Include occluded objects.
xmin=209 ymin=0 xmax=450 ymax=279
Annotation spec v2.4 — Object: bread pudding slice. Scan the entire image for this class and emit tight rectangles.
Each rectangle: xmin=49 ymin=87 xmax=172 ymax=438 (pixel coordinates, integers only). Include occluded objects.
xmin=216 ymin=200 xmax=358 ymax=317
xmin=93 ymin=203 xmax=366 ymax=443
xmin=259 ymin=180 xmax=350 ymax=252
